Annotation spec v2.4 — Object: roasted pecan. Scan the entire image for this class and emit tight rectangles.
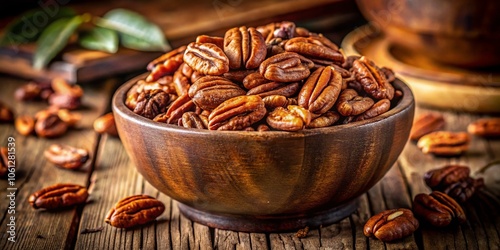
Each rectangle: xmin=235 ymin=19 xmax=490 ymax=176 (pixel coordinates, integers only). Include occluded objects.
xmin=224 ymin=26 xmax=267 ymax=69
xmin=173 ymin=69 xmax=191 ymax=96
xmin=57 ymin=109 xmax=81 ymax=127
xmin=184 ymin=42 xmax=229 ymax=76
xmin=162 ymin=93 xmax=196 ymax=124
xmin=444 ymin=177 xmax=484 ymax=203
xmin=133 ymin=89 xmax=171 ymax=119
xmin=307 ymin=111 xmax=340 ymax=128
xmin=0 ymin=147 xmax=8 ymax=178
xmin=424 ymin=165 xmax=471 ymax=191
xmin=29 ymin=183 xmax=88 ymax=209
xmin=223 ymin=69 xmax=256 ymax=83
xmin=363 ymin=208 xmax=419 ymax=242
xmin=381 ymin=67 xmax=396 ymax=82
xmin=410 ymin=112 xmax=446 ymax=141
xmin=336 ymin=89 xmax=374 ymax=117
xmin=0 ymin=101 xmax=14 ymax=123
xmin=256 ymin=21 xmax=297 ymax=42
xmin=105 ymin=194 xmax=165 ymax=228
xmin=355 ymin=99 xmax=391 ymax=121
xmin=48 ymin=93 xmax=81 ymax=110
xmin=352 ymin=56 xmax=394 ymax=100
xmin=342 ymin=55 xmax=361 ymax=69
xmin=188 ymin=76 xmax=246 ymax=110
xmin=34 ymin=111 xmax=68 ymax=138
xmin=259 ymin=52 xmax=310 ymax=82
xmin=93 ymin=112 xmax=118 ymax=136
xmin=15 ymin=82 xmax=42 ymax=101
xmin=242 ymin=72 xmax=270 ymax=90
xmin=267 ymin=105 xmax=311 ymax=131
xmin=467 ymin=118 xmax=500 ymax=138
xmin=51 ymin=77 xmax=83 ymax=98
xmin=208 ymin=95 xmax=266 ymax=130
xmin=284 ymin=37 xmax=344 ymax=65
xmin=196 ymin=35 xmax=224 ymax=49
xmin=298 ymin=66 xmax=343 ymax=115
xmin=44 ymin=144 xmax=89 ymax=170
xmin=262 ymin=95 xmax=292 ymax=110
xmin=413 ymin=191 xmax=466 ymax=227
xmin=417 ymin=131 xmax=470 ymax=156
xmin=247 ymin=81 xmax=300 ymax=98
xmin=181 ymin=111 xmax=206 ymax=129
xmin=15 ymin=115 xmax=35 ymax=136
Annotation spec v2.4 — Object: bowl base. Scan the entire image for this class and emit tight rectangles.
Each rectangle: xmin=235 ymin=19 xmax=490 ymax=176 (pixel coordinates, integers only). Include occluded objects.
xmin=177 ymin=199 xmax=359 ymax=233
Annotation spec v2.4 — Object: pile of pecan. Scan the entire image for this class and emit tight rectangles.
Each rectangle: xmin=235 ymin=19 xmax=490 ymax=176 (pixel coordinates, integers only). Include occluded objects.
xmin=126 ymin=21 xmax=400 ymax=131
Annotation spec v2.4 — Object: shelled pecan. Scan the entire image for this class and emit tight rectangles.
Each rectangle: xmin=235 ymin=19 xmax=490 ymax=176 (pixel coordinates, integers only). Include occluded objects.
xmin=410 ymin=112 xmax=445 ymax=141
xmin=44 ymin=144 xmax=89 ymax=170
xmin=105 ymin=195 xmax=165 ymax=228
xmin=468 ymin=118 xmax=500 ymax=138
xmin=364 ymin=208 xmax=419 ymax=242
xmin=413 ymin=191 xmax=466 ymax=227
xmin=29 ymin=183 xmax=88 ymax=210
xmin=417 ymin=131 xmax=470 ymax=156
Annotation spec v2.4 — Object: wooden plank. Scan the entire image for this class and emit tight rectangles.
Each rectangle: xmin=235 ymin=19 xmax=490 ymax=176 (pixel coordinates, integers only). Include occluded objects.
xmin=0 ymin=76 xmax=113 ymax=249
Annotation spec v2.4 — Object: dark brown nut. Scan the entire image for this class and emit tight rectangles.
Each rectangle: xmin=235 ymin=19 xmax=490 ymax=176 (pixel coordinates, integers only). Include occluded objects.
xmin=29 ymin=183 xmax=89 ymax=210
xmin=188 ymin=76 xmax=246 ymax=110
xmin=0 ymin=147 xmax=8 ymax=178
xmin=15 ymin=82 xmax=42 ymax=101
xmin=93 ymin=112 xmax=118 ymax=136
xmin=48 ymin=93 xmax=81 ymax=110
xmin=342 ymin=55 xmax=361 ymax=69
xmin=57 ymin=109 xmax=81 ymax=127
xmin=0 ymin=101 xmax=14 ymax=123
xmin=298 ymin=66 xmax=343 ymax=115
xmin=307 ymin=111 xmax=340 ymax=128
xmin=444 ymin=177 xmax=484 ymax=203
xmin=184 ymin=42 xmax=229 ymax=76
xmin=336 ymin=89 xmax=374 ymax=117
xmin=133 ymin=89 xmax=171 ymax=119
xmin=262 ymin=95 xmax=292 ymax=110
xmin=162 ymin=93 xmax=196 ymax=124
xmin=410 ymin=112 xmax=446 ymax=141
xmin=44 ymin=144 xmax=89 ymax=170
xmin=467 ymin=118 xmax=500 ymax=138
xmin=284 ymin=37 xmax=345 ymax=65
xmin=355 ymin=98 xmax=391 ymax=121
xmin=352 ymin=56 xmax=394 ymax=100
xmin=247 ymin=81 xmax=300 ymax=98
xmin=413 ymin=191 xmax=466 ymax=227
xmin=181 ymin=111 xmax=206 ymax=129
xmin=34 ymin=111 xmax=68 ymax=138
xmin=381 ymin=67 xmax=396 ymax=82
xmin=196 ymin=35 xmax=224 ymax=49
xmin=259 ymin=52 xmax=310 ymax=82
xmin=424 ymin=165 xmax=471 ymax=191
xmin=105 ymin=194 xmax=165 ymax=229
xmin=363 ymin=208 xmax=419 ymax=242
xmin=417 ymin=131 xmax=470 ymax=156
xmin=243 ymin=72 xmax=271 ymax=90
xmin=256 ymin=21 xmax=296 ymax=42
xmin=15 ymin=115 xmax=35 ymax=136
xmin=173 ymin=69 xmax=191 ymax=96
xmin=223 ymin=69 xmax=256 ymax=83
xmin=51 ymin=77 xmax=83 ymax=98
xmin=146 ymin=45 xmax=186 ymax=74
xmin=224 ymin=26 xmax=267 ymax=69
xmin=208 ymin=95 xmax=266 ymax=130
xmin=267 ymin=105 xmax=311 ymax=131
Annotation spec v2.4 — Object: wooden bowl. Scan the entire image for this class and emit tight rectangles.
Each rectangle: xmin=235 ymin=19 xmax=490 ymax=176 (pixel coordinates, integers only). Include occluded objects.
xmin=112 ymin=74 xmax=415 ymax=232
xmin=355 ymin=0 xmax=500 ymax=68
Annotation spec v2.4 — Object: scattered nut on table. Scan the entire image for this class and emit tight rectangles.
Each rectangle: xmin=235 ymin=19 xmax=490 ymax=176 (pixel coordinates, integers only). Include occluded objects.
xmin=410 ymin=112 xmax=445 ymax=141
xmin=413 ymin=191 xmax=466 ymax=227
xmin=364 ymin=208 xmax=419 ymax=242
xmin=417 ymin=131 xmax=470 ymax=156
xmin=105 ymin=194 xmax=165 ymax=229
xmin=29 ymin=183 xmax=89 ymax=210
xmin=44 ymin=144 xmax=89 ymax=170
xmin=93 ymin=112 xmax=118 ymax=136
xmin=468 ymin=118 xmax=500 ymax=138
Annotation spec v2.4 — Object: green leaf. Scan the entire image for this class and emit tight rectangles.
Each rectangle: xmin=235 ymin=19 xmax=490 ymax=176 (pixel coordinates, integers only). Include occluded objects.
xmin=95 ymin=8 xmax=170 ymax=52
xmin=0 ymin=7 xmax=76 ymax=46
xmin=33 ymin=15 xmax=84 ymax=70
xmin=79 ymin=27 xmax=118 ymax=53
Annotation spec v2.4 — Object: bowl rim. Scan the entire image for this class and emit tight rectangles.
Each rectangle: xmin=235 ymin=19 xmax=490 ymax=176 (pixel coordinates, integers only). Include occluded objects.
xmin=112 ymin=73 xmax=415 ymax=137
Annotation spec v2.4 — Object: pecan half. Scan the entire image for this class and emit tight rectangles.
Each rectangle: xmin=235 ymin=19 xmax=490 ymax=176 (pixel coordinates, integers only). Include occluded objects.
xmin=208 ymin=95 xmax=266 ymax=130
xmin=188 ymin=76 xmax=246 ymax=110
xmin=147 ymin=45 xmax=187 ymax=71
xmin=34 ymin=111 xmax=68 ymax=138
xmin=0 ymin=101 xmax=14 ymax=123
xmin=162 ymin=93 xmax=196 ymax=124
xmin=173 ymin=68 xmax=191 ymax=96
xmin=133 ymin=89 xmax=171 ymax=119
xmin=246 ymin=81 xmax=300 ymax=98
xmin=424 ymin=165 xmax=471 ymax=191
xmin=262 ymin=95 xmax=293 ymax=110
xmin=44 ymin=144 xmax=89 ymax=170
xmin=284 ymin=37 xmax=344 ymax=65
xmin=467 ymin=118 xmax=500 ymax=138
xmin=57 ymin=109 xmax=81 ymax=127
xmin=105 ymin=195 xmax=165 ymax=228
xmin=417 ymin=131 xmax=470 ymax=156
xmin=364 ymin=208 xmax=419 ymax=242
xmin=93 ymin=112 xmax=118 ymax=136
xmin=413 ymin=191 xmax=466 ymax=227
xmin=242 ymin=72 xmax=271 ymax=90
xmin=444 ymin=177 xmax=484 ymax=203
xmin=224 ymin=26 xmax=267 ymax=69
xmin=196 ymin=35 xmax=224 ymax=49
xmin=298 ymin=66 xmax=343 ymax=115
xmin=184 ymin=42 xmax=229 ymax=76
xmin=29 ymin=183 xmax=88 ymax=209
xmin=259 ymin=52 xmax=310 ymax=82
xmin=307 ymin=111 xmax=340 ymax=128
xmin=51 ymin=77 xmax=83 ymax=98
xmin=15 ymin=115 xmax=35 ymax=136
xmin=267 ymin=105 xmax=311 ymax=131
xmin=336 ymin=89 xmax=374 ymax=117
xmin=223 ymin=69 xmax=256 ymax=83
xmin=181 ymin=111 xmax=207 ymax=129
xmin=410 ymin=112 xmax=446 ymax=141
xmin=352 ymin=56 xmax=394 ymax=100
xmin=355 ymin=98 xmax=391 ymax=121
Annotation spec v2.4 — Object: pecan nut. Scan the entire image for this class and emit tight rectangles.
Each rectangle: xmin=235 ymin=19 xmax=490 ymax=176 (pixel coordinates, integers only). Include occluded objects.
xmin=44 ymin=144 xmax=89 ymax=170
xmin=173 ymin=67 xmax=191 ymax=96
xmin=48 ymin=93 xmax=81 ymax=110
xmin=184 ymin=42 xmax=229 ymax=76
xmin=467 ymin=118 xmax=500 ymax=138
xmin=196 ymin=35 xmax=224 ymax=49
xmin=51 ymin=77 xmax=83 ymax=98
xmin=224 ymin=26 xmax=267 ymax=69
xmin=105 ymin=194 xmax=165 ymax=228
xmin=259 ymin=52 xmax=310 ymax=82
xmin=93 ymin=112 xmax=118 ymax=136
xmin=188 ymin=76 xmax=246 ymax=110
xmin=208 ymin=95 xmax=266 ymax=130
xmin=29 ymin=183 xmax=88 ymax=209
xmin=410 ymin=112 xmax=446 ymax=141
xmin=284 ymin=37 xmax=344 ymax=65
xmin=352 ymin=56 xmax=394 ymax=100
xmin=0 ymin=101 xmax=14 ymax=123
xmin=355 ymin=99 xmax=391 ymax=121
xmin=34 ymin=111 xmax=68 ymax=138
xmin=307 ymin=111 xmax=340 ymax=128
xmin=424 ymin=165 xmax=471 ymax=191
xmin=15 ymin=115 xmax=35 ymax=136
xmin=413 ymin=191 xmax=466 ymax=227
xmin=444 ymin=177 xmax=484 ymax=203
xmin=262 ymin=95 xmax=295 ymax=110
xmin=246 ymin=81 xmax=300 ymax=98
xmin=363 ymin=208 xmax=419 ymax=242
xmin=133 ymin=89 xmax=171 ymax=119
xmin=417 ymin=131 xmax=470 ymax=156
xmin=147 ymin=45 xmax=186 ymax=71
xmin=267 ymin=105 xmax=311 ymax=131
xmin=242 ymin=72 xmax=270 ymax=90
xmin=180 ymin=111 xmax=207 ymax=129
xmin=57 ymin=109 xmax=81 ymax=127
xmin=298 ymin=66 xmax=343 ymax=115
xmin=15 ymin=82 xmax=42 ymax=101
xmin=336 ymin=89 xmax=374 ymax=117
